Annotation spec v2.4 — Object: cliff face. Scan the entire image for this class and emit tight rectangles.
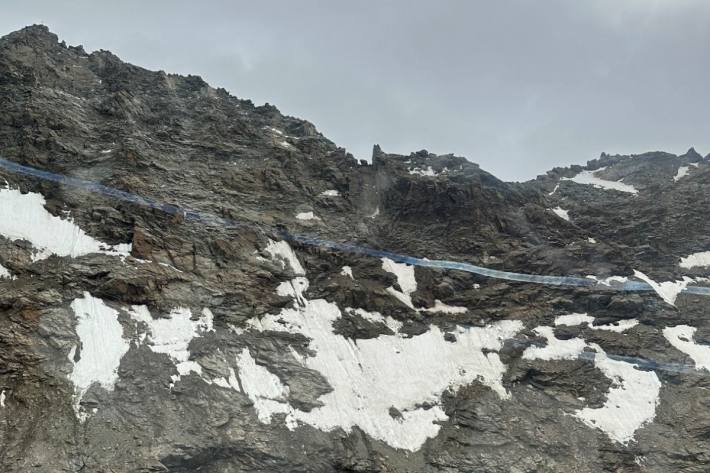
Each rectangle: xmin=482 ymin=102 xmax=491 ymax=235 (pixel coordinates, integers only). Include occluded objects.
xmin=0 ymin=25 xmax=709 ymax=473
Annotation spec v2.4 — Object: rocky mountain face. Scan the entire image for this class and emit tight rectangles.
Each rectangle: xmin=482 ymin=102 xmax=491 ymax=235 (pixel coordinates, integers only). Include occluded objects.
xmin=1 ymin=25 xmax=709 ymax=473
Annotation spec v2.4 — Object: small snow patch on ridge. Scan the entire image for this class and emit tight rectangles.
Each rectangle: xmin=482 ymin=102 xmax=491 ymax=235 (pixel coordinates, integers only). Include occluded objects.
xmin=409 ymin=166 xmax=438 ymax=177
xmin=550 ymin=207 xmax=570 ymax=221
xmin=679 ymin=251 xmax=710 ymax=269
xmin=555 ymin=313 xmax=594 ymax=327
xmin=340 ymin=266 xmax=354 ymax=279
xmin=562 ymin=167 xmax=638 ymax=195
xmin=673 ymin=166 xmax=690 ymax=182
xmin=295 ymin=211 xmax=320 ymax=221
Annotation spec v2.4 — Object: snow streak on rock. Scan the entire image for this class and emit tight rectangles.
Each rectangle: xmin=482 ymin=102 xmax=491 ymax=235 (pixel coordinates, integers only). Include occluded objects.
xmin=673 ymin=166 xmax=689 ymax=182
xmin=68 ymin=293 xmax=130 ymax=421
xmin=382 ymin=257 xmax=417 ymax=309
xmin=550 ymin=207 xmax=570 ymax=221
xmin=679 ymin=251 xmax=710 ymax=269
xmin=663 ymin=325 xmax=710 ymax=372
xmin=562 ymin=168 xmax=639 ymax=195
xmin=295 ymin=211 xmax=320 ymax=221
xmin=265 ymin=238 xmax=306 ymax=275
xmin=0 ymin=186 xmax=131 ymax=261
xmin=554 ymin=313 xmax=639 ymax=333
xmin=633 ymin=270 xmax=694 ymax=306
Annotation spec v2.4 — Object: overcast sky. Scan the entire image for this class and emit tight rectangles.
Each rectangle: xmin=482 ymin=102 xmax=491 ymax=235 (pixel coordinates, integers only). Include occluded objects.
xmin=2 ymin=1 xmax=709 ymax=180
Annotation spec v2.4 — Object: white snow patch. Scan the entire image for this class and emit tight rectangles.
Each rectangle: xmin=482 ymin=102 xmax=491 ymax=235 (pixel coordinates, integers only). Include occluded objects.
xmin=421 ymin=300 xmax=468 ymax=314
xmin=633 ymin=270 xmax=694 ymax=306
xmin=555 ymin=313 xmax=595 ymax=327
xmin=368 ymin=207 xmax=380 ymax=219
xmin=663 ymin=325 xmax=710 ymax=371
xmin=562 ymin=168 xmax=638 ymax=195
xmin=382 ymin=258 xmax=417 ymax=309
xmin=245 ymin=295 xmax=522 ymax=451
xmin=340 ymin=266 xmax=354 ymax=279
xmin=0 ymin=186 xmax=131 ymax=261
xmin=550 ymin=207 xmax=570 ymax=221
xmin=0 ymin=390 xmax=5 ymax=408
xmin=594 ymin=319 xmax=639 ymax=333
xmin=265 ymin=239 xmax=305 ymax=275
xmin=409 ymin=166 xmax=437 ymax=177
xmin=295 ymin=211 xmax=320 ymax=221
xmin=263 ymin=126 xmax=284 ymax=135
xmin=68 ymin=293 xmax=130 ymax=421
xmin=554 ymin=313 xmax=638 ymax=332
xmin=673 ymin=166 xmax=689 ymax=181
xmin=276 ymin=277 xmax=309 ymax=306
xmin=241 ymin=247 xmax=523 ymax=451
xmin=235 ymin=348 xmax=297 ymax=428
xmin=548 ymin=184 xmax=560 ymax=196
xmin=129 ymin=306 xmax=215 ymax=385
xmin=523 ymin=327 xmax=587 ymax=361
xmin=524 ymin=326 xmax=660 ymax=444
xmin=320 ymin=190 xmax=340 ymax=197
xmin=575 ymin=346 xmax=661 ymax=444
xmin=679 ymin=251 xmax=710 ymax=269
xmin=587 ymin=238 xmax=597 ymax=244
xmin=347 ymin=307 xmax=403 ymax=333
xmin=586 ymin=275 xmax=629 ymax=287
xmin=0 ymin=263 xmax=14 ymax=280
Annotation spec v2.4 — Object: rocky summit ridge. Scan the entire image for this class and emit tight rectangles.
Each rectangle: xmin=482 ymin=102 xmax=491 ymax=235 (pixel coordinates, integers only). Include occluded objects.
xmin=0 ymin=25 xmax=709 ymax=472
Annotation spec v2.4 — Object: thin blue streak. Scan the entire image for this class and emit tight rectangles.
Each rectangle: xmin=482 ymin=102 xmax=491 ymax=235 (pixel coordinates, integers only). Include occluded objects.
xmin=1 ymin=157 xmax=709 ymax=297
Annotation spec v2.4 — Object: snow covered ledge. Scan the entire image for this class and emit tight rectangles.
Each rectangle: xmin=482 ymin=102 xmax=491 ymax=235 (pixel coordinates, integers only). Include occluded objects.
xmin=0 ymin=186 xmax=131 ymax=261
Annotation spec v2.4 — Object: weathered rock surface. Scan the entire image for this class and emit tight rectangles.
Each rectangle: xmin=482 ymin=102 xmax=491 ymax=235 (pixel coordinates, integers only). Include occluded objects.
xmin=0 ymin=25 xmax=709 ymax=472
